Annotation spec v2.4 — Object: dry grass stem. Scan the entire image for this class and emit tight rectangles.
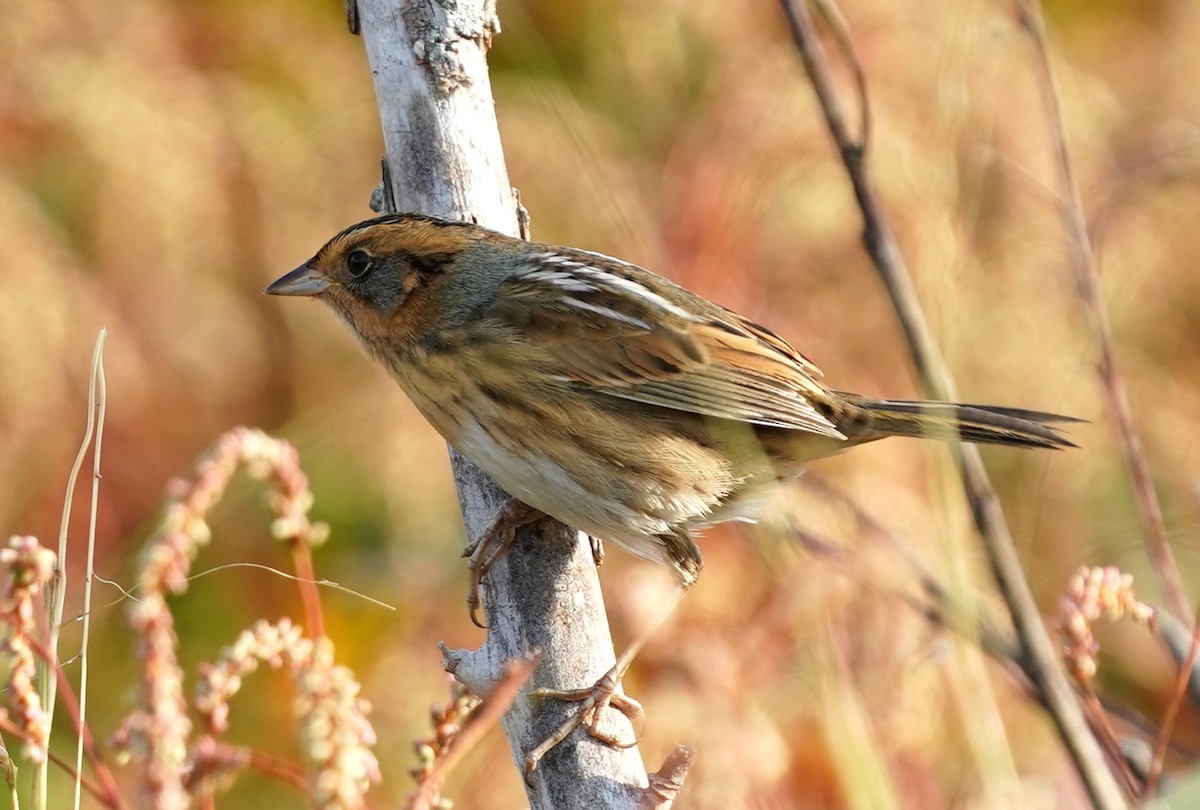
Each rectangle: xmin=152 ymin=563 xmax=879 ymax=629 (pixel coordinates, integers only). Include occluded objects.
xmin=21 ymin=628 xmax=125 ymax=808
xmin=41 ymin=327 xmax=108 ymax=807
xmin=75 ymin=326 xmax=107 ymax=810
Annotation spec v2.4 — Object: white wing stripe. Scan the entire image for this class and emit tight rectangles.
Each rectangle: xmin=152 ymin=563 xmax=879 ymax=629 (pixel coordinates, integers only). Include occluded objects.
xmin=519 ymin=267 xmax=598 ymax=293
xmin=559 ymin=297 xmax=655 ymax=329
xmin=569 ymin=265 xmax=695 ymax=321
xmin=522 ymin=251 xmax=696 ymax=322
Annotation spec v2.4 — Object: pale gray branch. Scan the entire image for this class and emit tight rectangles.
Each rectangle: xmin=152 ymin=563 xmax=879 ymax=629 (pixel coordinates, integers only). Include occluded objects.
xmin=353 ymin=1 xmax=663 ymax=806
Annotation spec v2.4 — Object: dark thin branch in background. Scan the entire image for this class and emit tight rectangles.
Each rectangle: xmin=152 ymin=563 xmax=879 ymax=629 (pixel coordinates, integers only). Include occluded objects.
xmin=1014 ymin=0 xmax=1189 ymax=626
xmin=777 ymin=1 xmax=1128 ymax=807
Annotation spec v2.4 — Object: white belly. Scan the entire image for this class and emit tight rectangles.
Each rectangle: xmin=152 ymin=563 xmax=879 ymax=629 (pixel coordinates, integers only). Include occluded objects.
xmin=454 ymin=417 xmax=680 ymax=567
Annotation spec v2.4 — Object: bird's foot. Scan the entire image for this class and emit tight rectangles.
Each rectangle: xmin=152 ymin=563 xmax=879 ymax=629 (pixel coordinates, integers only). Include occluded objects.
xmin=523 ymin=665 xmax=645 ymax=777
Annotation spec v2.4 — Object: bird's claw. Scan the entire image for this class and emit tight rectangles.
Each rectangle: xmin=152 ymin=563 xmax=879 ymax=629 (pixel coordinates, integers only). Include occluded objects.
xmin=463 ymin=500 xmax=543 ymax=628
xmin=465 ymin=532 xmax=507 ymax=629
xmin=523 ymin=668 xmax=645 ymax=778
xmin=466 ymin=576 xmax=486 ymax=629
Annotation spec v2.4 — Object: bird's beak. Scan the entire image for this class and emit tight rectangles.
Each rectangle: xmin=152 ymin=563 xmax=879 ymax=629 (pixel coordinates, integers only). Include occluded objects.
xmin=265 ymin=263 xmax=330 ymax=297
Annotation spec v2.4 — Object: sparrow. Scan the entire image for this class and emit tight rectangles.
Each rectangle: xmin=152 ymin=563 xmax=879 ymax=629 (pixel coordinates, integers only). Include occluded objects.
xmin=267 ymin=212 xmax=1076 ymax=770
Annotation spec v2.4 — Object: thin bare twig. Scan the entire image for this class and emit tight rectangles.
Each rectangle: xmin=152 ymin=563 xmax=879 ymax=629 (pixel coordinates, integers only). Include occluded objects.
xmin=777 ymin=1 xmax=1127 ymax=807
xmin=810 ymin=0 xmax=870 ymax=149
xmin=1146 ymin=604 xmax=1200 ymax=796
xmin=1014 ymin=0 xmax=1187 ymax=625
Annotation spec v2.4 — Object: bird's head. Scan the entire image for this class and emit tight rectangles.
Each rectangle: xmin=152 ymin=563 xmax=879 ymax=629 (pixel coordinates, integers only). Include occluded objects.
xmin=266 ymin=213 xmax=489 ymax=349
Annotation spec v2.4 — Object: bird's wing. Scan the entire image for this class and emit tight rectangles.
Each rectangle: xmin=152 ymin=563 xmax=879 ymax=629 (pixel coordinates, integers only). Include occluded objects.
xmin=492 ymin=249 xmax=844 ymax=438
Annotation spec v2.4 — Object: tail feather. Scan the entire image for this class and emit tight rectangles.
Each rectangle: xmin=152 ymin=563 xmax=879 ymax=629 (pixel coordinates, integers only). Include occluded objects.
xmin=833 ymin=392 xmax=1081 ymax=450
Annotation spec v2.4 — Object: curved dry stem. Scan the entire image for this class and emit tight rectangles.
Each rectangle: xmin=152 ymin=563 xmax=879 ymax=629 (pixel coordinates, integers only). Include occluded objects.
xmin=42 ymin=327 xmax=107 ymax=807
xmin=75 ymin=326 xmax=107 ymax=810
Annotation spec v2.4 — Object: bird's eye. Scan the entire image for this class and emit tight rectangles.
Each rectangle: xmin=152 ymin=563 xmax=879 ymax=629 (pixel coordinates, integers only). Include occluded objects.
xmin=346 ymin=249 xmax=372 ymax=279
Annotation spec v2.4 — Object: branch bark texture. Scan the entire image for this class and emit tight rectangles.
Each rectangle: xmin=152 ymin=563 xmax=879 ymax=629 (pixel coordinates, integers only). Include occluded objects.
xmin=353 ymin=2 xmax=654 ymax=806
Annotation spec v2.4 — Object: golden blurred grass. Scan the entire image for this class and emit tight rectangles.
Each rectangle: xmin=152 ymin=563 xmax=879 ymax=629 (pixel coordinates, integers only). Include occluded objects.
xmin=3 ymin=0 xmax=1200 ymax=806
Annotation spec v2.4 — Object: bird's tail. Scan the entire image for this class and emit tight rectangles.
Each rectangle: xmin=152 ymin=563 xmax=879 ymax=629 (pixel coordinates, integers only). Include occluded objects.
xmin=834 ymin=392 xmax=1080 ymax=450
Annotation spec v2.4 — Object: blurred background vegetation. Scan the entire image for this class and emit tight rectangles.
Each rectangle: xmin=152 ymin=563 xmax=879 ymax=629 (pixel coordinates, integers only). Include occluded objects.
xmin=3 ymin=0 xmax=1200 ymax=806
